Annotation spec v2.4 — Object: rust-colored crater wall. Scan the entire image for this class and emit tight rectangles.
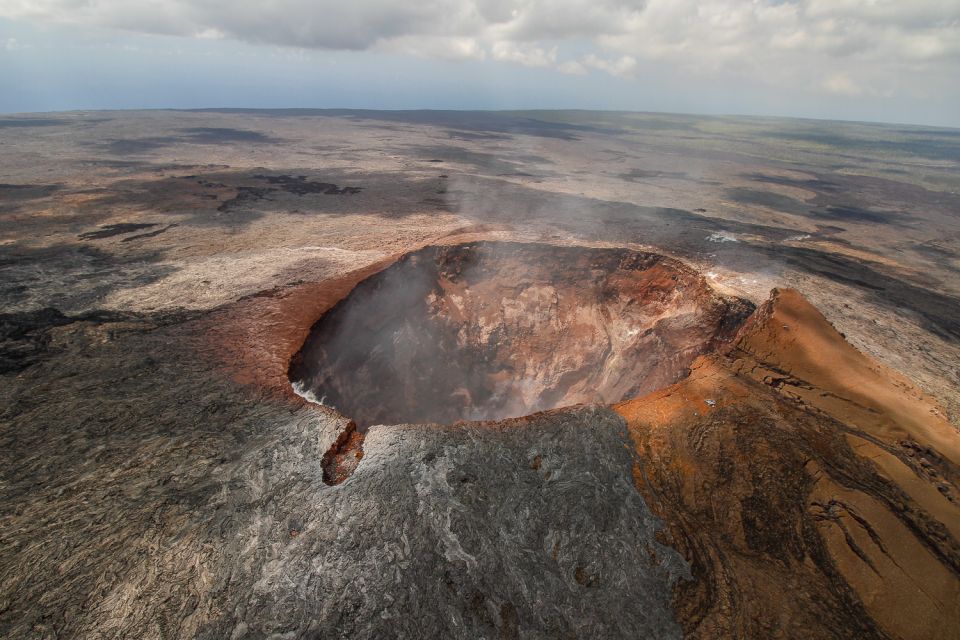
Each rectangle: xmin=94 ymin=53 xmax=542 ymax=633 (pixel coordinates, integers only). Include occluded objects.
xmin=198 ymin=255 xmax=400 ymax=400
xmin=289 ymin=241 xmax=754 ymax=428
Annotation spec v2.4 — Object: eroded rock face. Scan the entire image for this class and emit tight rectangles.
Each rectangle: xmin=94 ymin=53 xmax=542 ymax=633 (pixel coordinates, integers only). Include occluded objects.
xmin=290 ymin=242 xmax=754 ymax=428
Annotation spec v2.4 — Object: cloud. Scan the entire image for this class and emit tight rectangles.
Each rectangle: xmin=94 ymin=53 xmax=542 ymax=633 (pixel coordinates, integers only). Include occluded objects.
xmin=581 ymin=53 xmax=638 ymax=78
xmin=490 ymin=41 xmax=556 ymax=67
xmin=557 ymin=60 xmax=588 ymax=76
xmin=822 ymin=73 xmax=864 ymax=97
xmin=488 ymin=0 xmax=647 ymax=41
xmin=1 ymin=0 xmax=957 ymax=96
xmin=386 ymin=35 xmax=487 ymax=61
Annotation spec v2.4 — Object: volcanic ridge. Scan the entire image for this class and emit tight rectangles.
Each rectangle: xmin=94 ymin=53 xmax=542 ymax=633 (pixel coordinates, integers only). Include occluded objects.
xmin=275 ymin=241 xmax=960 ymax=638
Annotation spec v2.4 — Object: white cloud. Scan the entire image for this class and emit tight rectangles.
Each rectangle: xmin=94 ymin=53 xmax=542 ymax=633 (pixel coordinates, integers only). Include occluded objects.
xmin=0 ymin=0 xmax=957 ymax=98
xmin=557 ymin=60 xmax=587 ymax=75
xmin=195 ymin=27 xmax=225 ymax=40
xmin=383 ymin=35 xmax=487 ymax=61
xmin=581 ymin=53 xmax=638 ymax=78
xmin=490 ymin=41 xmax=556 ymax=67
xmin=822 ymin=72 xmax=864 ymax=97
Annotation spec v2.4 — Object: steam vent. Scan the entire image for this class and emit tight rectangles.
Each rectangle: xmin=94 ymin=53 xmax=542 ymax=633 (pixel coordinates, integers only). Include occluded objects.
xmin=289 ymin=242 xmax=754 ymax=428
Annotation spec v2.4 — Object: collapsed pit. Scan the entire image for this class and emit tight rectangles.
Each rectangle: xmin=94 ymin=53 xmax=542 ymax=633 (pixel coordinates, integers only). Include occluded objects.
xmin=290 ymin=242 xmax=754 ymax=429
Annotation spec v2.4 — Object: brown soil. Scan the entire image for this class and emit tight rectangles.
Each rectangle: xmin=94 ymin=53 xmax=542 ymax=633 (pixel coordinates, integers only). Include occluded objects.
xmin=615 ymin=288 xmax=960 ymax=639
xmin=289 ymin=241 xmax=754 ymax=428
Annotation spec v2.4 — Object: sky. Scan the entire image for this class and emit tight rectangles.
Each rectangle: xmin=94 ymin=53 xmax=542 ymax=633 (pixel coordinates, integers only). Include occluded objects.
xmin=1 ymin=0 xmax=959 ymax=127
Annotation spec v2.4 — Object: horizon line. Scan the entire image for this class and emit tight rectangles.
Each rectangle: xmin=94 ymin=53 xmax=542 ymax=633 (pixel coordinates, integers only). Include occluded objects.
xmin=2 ymin=106 xmax=959 ymax=132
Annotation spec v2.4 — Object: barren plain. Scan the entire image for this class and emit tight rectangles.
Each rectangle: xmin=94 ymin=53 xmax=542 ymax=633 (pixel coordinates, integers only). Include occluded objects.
xmin=1 ymin=109 xmax=958 ymax=638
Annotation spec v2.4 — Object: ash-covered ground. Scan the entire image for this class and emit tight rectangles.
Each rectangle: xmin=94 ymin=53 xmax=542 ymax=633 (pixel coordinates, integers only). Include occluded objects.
xmin=1 ymin=110 xmax=958 ymax=639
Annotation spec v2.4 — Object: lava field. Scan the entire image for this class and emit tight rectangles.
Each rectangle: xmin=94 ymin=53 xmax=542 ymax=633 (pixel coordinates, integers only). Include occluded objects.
xmin=1 ymin=110 xmax=958 ymax=639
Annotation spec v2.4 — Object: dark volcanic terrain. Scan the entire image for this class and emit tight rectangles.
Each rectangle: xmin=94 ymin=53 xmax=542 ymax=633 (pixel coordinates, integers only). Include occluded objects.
xmin=1 ymin=109 xmax=958 ymax=639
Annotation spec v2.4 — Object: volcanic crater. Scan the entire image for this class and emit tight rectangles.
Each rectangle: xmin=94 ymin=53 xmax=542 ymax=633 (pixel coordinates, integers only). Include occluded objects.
xmin=289 ymin=241 xmax=755 ymax=431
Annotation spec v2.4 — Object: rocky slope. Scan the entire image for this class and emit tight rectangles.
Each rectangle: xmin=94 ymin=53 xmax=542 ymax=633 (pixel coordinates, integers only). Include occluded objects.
xmin=617 ymin=288 xmax=960 ymax=639
xmin=2 ymin=247 xmax=958 ymax=639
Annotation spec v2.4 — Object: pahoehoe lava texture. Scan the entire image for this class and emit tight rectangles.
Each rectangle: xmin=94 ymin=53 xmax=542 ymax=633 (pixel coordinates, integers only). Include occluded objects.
xmin=290 ymin=242 xmax=754 ymax=428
